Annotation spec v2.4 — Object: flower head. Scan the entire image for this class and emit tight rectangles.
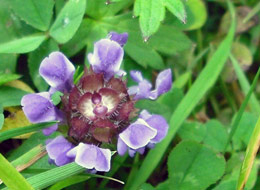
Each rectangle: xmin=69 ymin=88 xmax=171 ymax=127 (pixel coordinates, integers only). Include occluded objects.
xmin=21 ymin=32 xmax=172 ymax=172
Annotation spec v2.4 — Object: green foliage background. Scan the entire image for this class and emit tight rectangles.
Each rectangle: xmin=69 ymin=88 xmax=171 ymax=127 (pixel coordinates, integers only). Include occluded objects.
xmin=0 ymin=0 xmax=260 ymax=190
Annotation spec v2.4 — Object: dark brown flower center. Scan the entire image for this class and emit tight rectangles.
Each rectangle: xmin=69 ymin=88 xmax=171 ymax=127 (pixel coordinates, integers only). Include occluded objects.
xmin=62 ymin=68 xmax=137 ymax=145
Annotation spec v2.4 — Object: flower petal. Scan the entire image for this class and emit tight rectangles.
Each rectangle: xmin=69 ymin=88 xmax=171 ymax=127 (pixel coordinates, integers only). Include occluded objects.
xmin=88 ymin=39 xmax=124 ymax=80
xmin=68 ymin=117 xmax=90 ymax=141
xmin=81 ymin=73 xmax=104 ymax=93
xmin=135 ymin=80 xmax=152 ymax=100
xmin=43 ymin=124 xmax=58 ymax=136
xmin=108 ymin=32 xmax=128 ymax=47
xmin=146 ymin=114 xmax=169 ymax=143
xmin=117 ymin=137 xmax=128 ymax=156
xmin=150 ymin=69 xmax=172 ymax=99
xmin=95 ymin=147 xmax=111 ymax=172
xmin=139 ymin=110 xmax=152 ymax=120
xmin=130 ymin=70 xmax=143 ymax=83
xmin=39 ymin=52 xmax=75 ymax=93
xmin=119 ymin=119 xmax=157 ymax=149
xmin=21 ymin=92 xmax=56 ymax=123
xmin=46 ymin=136 xmax=74 ymax=166
xmin=99 ymin=88 xmax=120 ymax=114
xmin=72 ymin=143 xmax=111 ymax=172
xmin=77 ymin=93 xmax=95 ymax=119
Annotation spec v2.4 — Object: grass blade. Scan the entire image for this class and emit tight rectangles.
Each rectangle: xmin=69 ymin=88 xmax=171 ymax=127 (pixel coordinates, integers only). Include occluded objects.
xmin=0 ymin=154 xmax=34 ymax=190
xmin=127 ymin=1 xmax=236 ymax=189
xmin=0 ymin=121 xmax=57 ymax=142
xmin=225 ymin=59 xmax=260 ymax=150
xmin=237 ymin=114 xmax=260 ymax=190
xmin=230 ymin=54 xmax=260 ymax=115
xmin=11 ymin=144 xmax=46 ymax=172
xmin=243 ymin=1 xmax=260 ymax=23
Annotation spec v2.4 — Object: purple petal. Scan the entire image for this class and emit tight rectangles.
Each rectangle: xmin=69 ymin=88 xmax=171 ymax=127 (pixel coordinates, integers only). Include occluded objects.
xmin=39 ymin=52 xmax=75 ymax=93
xmin=137 ymin=147 xmax=145 ymax=154
xmin=146 ymin=114 xmax=169 ymax=143
xmin=42 ymin=124 xmax=58 ymax=136
xmin=130 ymin=70 xmax=143 ymax=83
xmin=95 ymin=148 xmax=111 ymax=172
xmin=128 ymin=86 xmax=139 ymax=96
xmin=135 ymin=80 xmax=152 ymax=100
xmin=71 ymin=143 xmax=111 ymax=172
xmin=139 ymin=110 xmax=152 ymax=120
xmin=128 ymin=149 xmax=136 ymax=157
xmin=117 ymin=137 xmax=128 ymax=156
xmin=46 ymin=136 xmax=74 ymax=166
xmin=119 ymin=119 xmax=157 ymax=149
xmin=88 ymin=39 xmax=124 ymax=80
xmin=150 ymin=69 xmax=172 ymax=99
xmin=21 ymin=92 xmax=56 ymax=123
xmin=108 ymin=32 xmax=128 ymax=47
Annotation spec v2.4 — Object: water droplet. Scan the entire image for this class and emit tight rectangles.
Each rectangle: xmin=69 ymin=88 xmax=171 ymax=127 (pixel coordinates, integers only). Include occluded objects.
xmin=63 ymin=17 xmax=70 ymax=27
xmin=143 ymin=36 xmax=149 ymax=43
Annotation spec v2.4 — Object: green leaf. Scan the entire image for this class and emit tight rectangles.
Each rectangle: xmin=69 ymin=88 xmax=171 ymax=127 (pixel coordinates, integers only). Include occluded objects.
xmin=0 ymin=54 xmax=17 ymax=73
xmin=49 ymin=175 xmax=91 ymax=190
xmin=127 ymin=1 xmax=236 ymax=189
xmin=9 ymin=0 xmax=54 ymax=31
xmin=178 ymin=120 xmax=228 ymax=152
xmin=168 ymin=141 xmax=225 ymax=190
xmin=139 ymin=0 xmax=165 ymax=38
xmin=237 ymin=115 xmax=260 ymax=189
xmin=0 ymin=121 xmax=57 ymax=142
xmin=61 ymin=19 xmax=94 ymax=57
xmin=51 ymin=91 xmax=64 ymax=106
xmin=139 ymin=183 xmax=155 ymax=190
xmin=164 ymin=0 xmax=186 ymax=23
xmin=28 ymin=39 xmax=59 ymax=91
xmin=178 ymin=121 xmax=206 ymax=142
xmin=100 ymin=14 xmax=191 ymax=68
xmin=232 ymin=112 xmax=258 ymax=151
xmin=0 ymin=35 xmax=46 ymax=53
xmin=11 ymin=144 xmax=46 ymax=171
xmin=157 ymin=180 xmax=170 ymax=190
xmin=3 ymin=162 xmax=85 ymax=190
xmin=166 ymin=0 xmax=207 ymax=31
xmin=0 ymin=104 xmax=3 ymax=130
xmin=0 ymin=73 xmax=21 ymax=86
xmin=0 ymin=86 xmax=29 ymax=107
xmin=148 ymin=24 xmax=192 ymax=55
xmin=50 ymin=0 xmax=86 ymax=43
xmin=203 ymin=120 xmax=228 ymax=152
xmin=133 ymin=0 xmax=141 ymax=17
xmin=0 ymin=154 xmax=34 ymax=190
xmin=85 ymin=0 xmax=132 ymax=18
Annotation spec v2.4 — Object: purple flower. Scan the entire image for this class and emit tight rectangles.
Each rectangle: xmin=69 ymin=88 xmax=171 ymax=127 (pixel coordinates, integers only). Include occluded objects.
xmin=46 ymin=136 xmax=74 ymax=166
xmin=67 ymin=143 xmax=111 ymax=172
xmin=128 ymin=69 xmax=172 ymax=100
xmin=108 ymin=32 xmax=128 ymax=47
xmin=117 ymin=110 xmax=169 ymax=157
xmin=21 ymin=32 xmax=172 ymax=172
xmin=39 ymin=52 xmax=75 ymax=94
xmin=21 ymin=92 xmax=62 ymax=135
xmin=87 ymin=33 xmax=128 ymax=80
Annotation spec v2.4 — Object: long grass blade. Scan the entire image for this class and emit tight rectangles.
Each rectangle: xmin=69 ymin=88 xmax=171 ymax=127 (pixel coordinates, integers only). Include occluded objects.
xmin=0 ymin=154 xmax=34 ymax=190
xmin=237 ymin=115 xmax=260 ymax=190
xmin=230 ymin=54 xmax=260 ymax=114
xmin=0 ymin=121 xmax=57 ymax=142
